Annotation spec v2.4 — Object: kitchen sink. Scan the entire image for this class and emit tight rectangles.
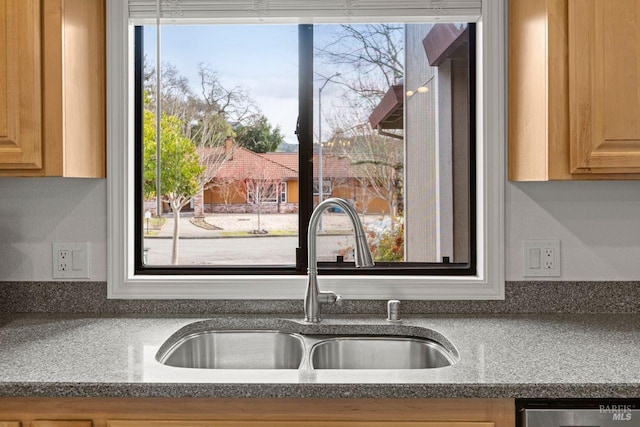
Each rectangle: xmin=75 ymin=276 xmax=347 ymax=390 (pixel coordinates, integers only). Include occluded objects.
xmin=157 ymin=330 xmax=305 ymax=369
xmin=310 ymin=336 xmax=456 ymax=369
xmin=156 ymin=320 xmax=458 ymax=370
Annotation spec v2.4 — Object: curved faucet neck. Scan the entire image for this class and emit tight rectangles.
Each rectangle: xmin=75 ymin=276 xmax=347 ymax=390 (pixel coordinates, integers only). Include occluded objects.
xmin=304 ymin=198 xmax=374 ymax=323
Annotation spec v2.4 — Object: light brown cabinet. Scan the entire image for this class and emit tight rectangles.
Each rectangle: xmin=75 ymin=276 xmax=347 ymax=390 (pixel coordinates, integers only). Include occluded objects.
xmin=568 ymin=0 xmax=640 ymax=173
xmin=108 ymin=422 xmax=494 ymax=427
xmin=0 ymin=0 xmax=42 ymax=171
xmin=508 ymin=0 xmax=640 ymax=180
xmin=0 ymin=422 xmax=21 ymax=427
xmin=32 ymin=422 xmax=92 ymax=427
xmin=0 ymin=0 xmax=105 ymax=178
xmin=0 ymin=398 xmax=514 ymax=427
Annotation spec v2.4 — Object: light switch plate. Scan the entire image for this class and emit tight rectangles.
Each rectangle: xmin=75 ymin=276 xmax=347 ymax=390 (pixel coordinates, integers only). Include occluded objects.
xmin=523 ymin=240 xmax=560 ymax=277
xmin=53 ymin=242 xmax=90 ymax=279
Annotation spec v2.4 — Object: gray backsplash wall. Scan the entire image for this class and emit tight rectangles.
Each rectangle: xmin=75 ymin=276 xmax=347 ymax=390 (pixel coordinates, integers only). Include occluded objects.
xmin=0 ymin=281 xmax=639 ymax=314
xmin=0 ymin=178 xmax=639 ymax=283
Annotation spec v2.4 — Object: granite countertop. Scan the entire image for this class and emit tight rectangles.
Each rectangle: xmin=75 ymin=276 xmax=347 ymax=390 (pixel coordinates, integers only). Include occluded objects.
xmin=0 ymin=313 xmax=639 ymax=399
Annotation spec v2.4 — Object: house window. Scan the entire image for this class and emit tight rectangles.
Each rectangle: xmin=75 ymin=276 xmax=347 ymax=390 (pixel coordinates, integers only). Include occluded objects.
xmin=108 ymin=0 xmax=505 ymax=299
xmin=312 ymin=180 xmax=332 ymax=197
xmin=248 ymin=183 xmax=281 ymax=205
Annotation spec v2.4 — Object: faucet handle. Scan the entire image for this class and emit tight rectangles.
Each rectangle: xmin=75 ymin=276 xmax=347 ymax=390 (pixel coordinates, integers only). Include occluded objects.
xmin=318 ymin=290 xmax=341 ymax=306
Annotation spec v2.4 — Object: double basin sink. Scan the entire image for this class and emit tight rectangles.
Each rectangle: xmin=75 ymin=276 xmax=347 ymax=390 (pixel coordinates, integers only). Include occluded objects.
xmin=156 ymin=320 xmax=458 ymax=370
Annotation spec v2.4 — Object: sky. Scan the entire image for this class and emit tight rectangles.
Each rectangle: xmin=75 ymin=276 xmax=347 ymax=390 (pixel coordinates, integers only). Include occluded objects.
xmin=144 ymin=24 xmax=349 ymax=146
xmin=144 ymin=25 xmax=300 ymax=144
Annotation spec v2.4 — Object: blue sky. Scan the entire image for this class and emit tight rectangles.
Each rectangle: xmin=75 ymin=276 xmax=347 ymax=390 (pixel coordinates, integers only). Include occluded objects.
xmin=144 ymin=25 xmax=301 ymax=144
xmin=144 ymin=25 xmax=362 ymax=147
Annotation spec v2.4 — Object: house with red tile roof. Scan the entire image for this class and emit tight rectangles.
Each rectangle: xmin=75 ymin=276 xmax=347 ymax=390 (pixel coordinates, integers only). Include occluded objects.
xmin=196 ymin=142 xmax=390 ymax=215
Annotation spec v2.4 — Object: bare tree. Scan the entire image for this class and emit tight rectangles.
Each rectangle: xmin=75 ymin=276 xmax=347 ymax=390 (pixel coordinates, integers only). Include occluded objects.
xmin=198 ymin=63 xmax=259 ymax=125
xmin=327 ymin=124 xmax=403 ymax=223
xmin=316 ymin=23 xmax=405 ymax=223
xmin=145 ymin=61 xmax=194 ymax=124
xmin=356 ymin=179 xmax=375 ymax=217
xmin=241 ymin=169 xmax=282 ymax=234
xmin=199 ymin=147 xmax=234 ymax=190
xmin=316 ymin=24 xmax=404 ymax=110
xmin=212 ymin=178 xmax=242 ymax=213
xmin=144 ymin=61 xmax=257 ymax=148
xmin=230 ymin=160 xmax=282 ymax=234
xmin=350 ymin=131 xmax=403 ymax=222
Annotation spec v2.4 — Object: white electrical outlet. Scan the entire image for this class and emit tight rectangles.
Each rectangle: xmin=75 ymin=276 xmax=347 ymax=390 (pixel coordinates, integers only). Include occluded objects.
xmin=52 ymin=242 xmax=90 ymax=279
xmin=523 ymin=240 xmax=560 ymax=277
xmin=58 ymin=250 xmax=70 ymax=271
xmin=543 ymin=248 xmax=555 ymax=270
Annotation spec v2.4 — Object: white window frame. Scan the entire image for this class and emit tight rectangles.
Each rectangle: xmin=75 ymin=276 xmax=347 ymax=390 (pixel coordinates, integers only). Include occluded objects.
xmin=107 ymin=0 xmax=505 ymax=300
xmin=247 ymin=182 xmax=280 ymax=205
xmin=280 ymin=182 xmax=288 ymax=204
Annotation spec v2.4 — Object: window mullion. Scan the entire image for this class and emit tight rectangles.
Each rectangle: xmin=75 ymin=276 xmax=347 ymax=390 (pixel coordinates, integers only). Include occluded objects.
xmin=134 ymin=26 xmax=145 ymax=272
xmin=297 ymin=24 xmax=314 ymax=273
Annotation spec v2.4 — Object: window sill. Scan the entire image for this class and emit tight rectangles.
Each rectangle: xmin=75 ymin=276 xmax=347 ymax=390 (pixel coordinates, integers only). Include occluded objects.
xmin=108 ymin=274 xmax=503 ymax=300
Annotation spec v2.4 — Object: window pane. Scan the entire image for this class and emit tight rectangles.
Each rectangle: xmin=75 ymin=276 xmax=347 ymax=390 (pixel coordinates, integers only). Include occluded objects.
xmin=141 ymin=25 xmax=299 ymax=266
xmin=137 ymin=22 xmax=474 ymax=271
xmin=313 ymin=23 xmax=472 ymax=264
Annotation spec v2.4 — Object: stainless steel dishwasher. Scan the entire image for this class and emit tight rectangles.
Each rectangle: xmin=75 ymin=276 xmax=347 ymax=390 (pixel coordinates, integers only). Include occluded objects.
xmin=518 ymin=399 xmax=640 ymax=427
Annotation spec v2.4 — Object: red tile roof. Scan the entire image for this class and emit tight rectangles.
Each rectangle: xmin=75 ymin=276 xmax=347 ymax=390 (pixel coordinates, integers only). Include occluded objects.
xmin=202 ymin=147 xmax=362 ymax=182
xmin=200 ymin=146 xmax=296 ymax=181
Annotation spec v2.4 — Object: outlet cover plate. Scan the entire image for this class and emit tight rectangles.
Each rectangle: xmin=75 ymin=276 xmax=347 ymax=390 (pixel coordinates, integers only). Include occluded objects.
xmin=523 ymin=240 xmax=560 ymax=277
xmin=52 ymin=242 xmax=90 ymax=279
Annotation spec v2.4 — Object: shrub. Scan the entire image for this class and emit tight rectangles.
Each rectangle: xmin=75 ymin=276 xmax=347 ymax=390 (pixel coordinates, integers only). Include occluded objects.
xmin=374 ymin=223 xmax=404 ymax=262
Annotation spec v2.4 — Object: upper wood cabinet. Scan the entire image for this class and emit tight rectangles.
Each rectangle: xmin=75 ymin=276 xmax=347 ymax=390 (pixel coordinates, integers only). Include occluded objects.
xmin=0 ymin=0 xmax=105 ymax=178
xmin=569 ymin=0 xmax=640 ymax=173
xmin=0 ymin=0 xmax=42 ymax=171
xmin=508 ymin=0 xmax=640 ymax=180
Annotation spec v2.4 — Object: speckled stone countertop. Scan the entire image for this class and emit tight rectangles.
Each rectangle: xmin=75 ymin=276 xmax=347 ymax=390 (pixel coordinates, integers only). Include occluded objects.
xmin=0 ymin=313 xmax=639 ymax=399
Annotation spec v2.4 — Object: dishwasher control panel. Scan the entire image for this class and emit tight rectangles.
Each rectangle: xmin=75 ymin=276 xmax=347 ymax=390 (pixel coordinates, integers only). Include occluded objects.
xmin=518 ymin=399 xmax=640 ymax=427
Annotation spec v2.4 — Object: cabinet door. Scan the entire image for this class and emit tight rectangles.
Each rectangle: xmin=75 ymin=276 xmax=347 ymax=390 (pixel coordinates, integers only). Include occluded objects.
xmin=569 ymin=0 xmax=640 ymax=173
xmin=108 ymin=421 xmax=493 ymax=427
xmin=32 ymin=422 xmax=92 ymax=427
xmin=0 ymin=0 xmax=42 ymax=169
xmin=0 ymin=422 xmax=21 ymax=427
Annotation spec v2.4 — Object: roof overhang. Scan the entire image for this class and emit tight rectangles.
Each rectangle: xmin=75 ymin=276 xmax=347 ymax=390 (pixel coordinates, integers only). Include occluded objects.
xmin=423 ymin=23 xmax=469 ymax=66
xmin=368 ymin=84 xmax=404 ymax=130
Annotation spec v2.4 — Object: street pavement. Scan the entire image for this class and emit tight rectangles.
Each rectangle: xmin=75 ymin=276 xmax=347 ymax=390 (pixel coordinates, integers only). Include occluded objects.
xmin=144 ymin=213 xmax=376 ymax=265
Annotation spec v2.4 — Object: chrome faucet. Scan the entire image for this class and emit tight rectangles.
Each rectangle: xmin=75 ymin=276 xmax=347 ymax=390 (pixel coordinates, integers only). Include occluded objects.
xmin=304 ymin=198 xmax=375 ymax=323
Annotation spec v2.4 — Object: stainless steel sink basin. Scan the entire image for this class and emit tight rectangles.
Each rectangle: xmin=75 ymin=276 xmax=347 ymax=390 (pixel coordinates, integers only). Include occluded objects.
xmin=157 ymin=330 xmax=304 ymax=369
xmin=156 ymin=320 xmax=458 ymax=371
xmin=310 ymin=336 xmax=456 ymax=369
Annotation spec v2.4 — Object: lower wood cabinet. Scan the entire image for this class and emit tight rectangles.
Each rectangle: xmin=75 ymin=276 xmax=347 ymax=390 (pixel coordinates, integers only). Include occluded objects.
xmin=32 ymin=422 xmax=92 ymax=427
xmin=0 ymin=422 xmax=93 ymax=427
xmin=0 ymin=398 xmax=514 ymax=427
xmin=108 ymin=423 xmax=494 ymax=427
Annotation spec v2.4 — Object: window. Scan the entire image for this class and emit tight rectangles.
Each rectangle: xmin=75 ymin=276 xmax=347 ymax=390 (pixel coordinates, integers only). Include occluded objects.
xmin=107 ymin=0 xmax=505 ymax=299
xmin=137 ymin=21 xmax=475 ymax=270
xmin=312 ymin=180 xmax=332 ymax=197
xmin=248 ymin=183 xmax=281 ymax=205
